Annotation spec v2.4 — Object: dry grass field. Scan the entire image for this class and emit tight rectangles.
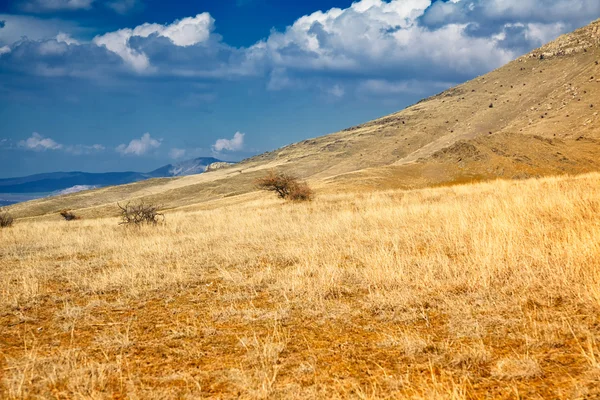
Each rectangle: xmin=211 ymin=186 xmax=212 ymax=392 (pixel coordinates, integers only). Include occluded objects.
xmin=2 ymin=173 xmax=600 ymax=398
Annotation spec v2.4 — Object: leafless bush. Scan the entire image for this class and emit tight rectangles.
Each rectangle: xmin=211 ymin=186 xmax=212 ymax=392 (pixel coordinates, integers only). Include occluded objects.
xmin=256 ymin=171 xmax=314 ymax=201
xmin=60 ymin=210 xmax=81 ymax=221
xmin=0 ymin=209 xmax=14 ymax=228
xmin=117 ymin=201 xmax=165 ymax=226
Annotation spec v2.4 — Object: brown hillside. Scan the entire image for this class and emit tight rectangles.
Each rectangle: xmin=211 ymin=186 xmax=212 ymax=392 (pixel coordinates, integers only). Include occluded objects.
xmin=8 ymin=19 xmax=600 ymax=218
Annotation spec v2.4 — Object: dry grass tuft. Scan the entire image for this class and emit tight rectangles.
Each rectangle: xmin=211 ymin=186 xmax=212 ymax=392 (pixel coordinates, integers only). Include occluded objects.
xmin=117 ymin=201 xmax=165 ymax=226
xmin=491 ymin=357 xmax=543 ymax=380
xmin=0 ymin=208 xmax=14 ymax=227
xmin=59 ymin=209 xmax=81 ymax=221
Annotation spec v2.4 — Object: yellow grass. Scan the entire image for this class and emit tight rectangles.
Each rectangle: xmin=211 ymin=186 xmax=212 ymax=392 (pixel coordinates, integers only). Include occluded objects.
xmin=2 ymin=173 xmax=600 ymax=398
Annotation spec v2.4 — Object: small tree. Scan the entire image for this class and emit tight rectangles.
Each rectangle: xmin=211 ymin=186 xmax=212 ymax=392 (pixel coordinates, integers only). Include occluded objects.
xmin=117 ymin=201 xmax=164 ymax=226
xmin=0 ymin=208 xmax=14 ymax=228
xmin=256 ymin=171 xmax=314 ymax=201
xmin=59 ymin=209 xmax=80 ymax=221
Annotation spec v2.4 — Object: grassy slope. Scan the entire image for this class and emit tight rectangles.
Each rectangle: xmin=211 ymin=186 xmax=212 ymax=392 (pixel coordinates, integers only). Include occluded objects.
xmin=7 ymin=19 xmax=600 ymax=220
xmin=2 ymin=173 xmax=600 ymax=398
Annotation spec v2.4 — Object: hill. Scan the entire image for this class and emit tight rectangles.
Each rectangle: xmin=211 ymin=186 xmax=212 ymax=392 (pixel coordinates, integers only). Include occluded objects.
xmin=0 ymin=157 xmax=223 ymax=206
xmin=6 ymin=19 xmax=600 ymax=219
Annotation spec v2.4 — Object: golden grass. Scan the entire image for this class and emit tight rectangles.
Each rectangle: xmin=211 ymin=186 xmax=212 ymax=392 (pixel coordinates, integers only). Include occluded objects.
xmin=2 ymin=173 xmax=600 ymax=398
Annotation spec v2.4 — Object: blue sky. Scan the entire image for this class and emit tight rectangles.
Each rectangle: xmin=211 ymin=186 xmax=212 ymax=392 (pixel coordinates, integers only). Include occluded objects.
xmin=0 ymin=0 xmax=599 ymax=178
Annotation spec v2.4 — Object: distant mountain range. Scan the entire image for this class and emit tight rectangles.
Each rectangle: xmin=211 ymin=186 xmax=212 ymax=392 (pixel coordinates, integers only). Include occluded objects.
xmin=0 ymin=157 xmax=224 ymax=205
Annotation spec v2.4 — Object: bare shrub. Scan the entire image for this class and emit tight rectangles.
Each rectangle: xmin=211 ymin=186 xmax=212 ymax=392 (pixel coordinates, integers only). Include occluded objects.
xmin=117 ymin=201 xmax=164 ymax=226
xmin=0 ymin=208 xmax=14 ymax=228
xmin=288 ymin=181 xmax=313 ymax=201
xmin=256 ymin=171 xmax=314 ymax=201
xmin=60 ymin=210 xmax=81 ymax=221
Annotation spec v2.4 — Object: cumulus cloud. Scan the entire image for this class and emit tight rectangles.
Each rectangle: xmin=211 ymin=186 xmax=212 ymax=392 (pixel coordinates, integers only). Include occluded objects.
xmin=65 ymin=143 xmax=105 ymax=155
xmin=422 ymin=0 xmax=600 ymax=27
xmin=357 ymin=78 xmax=453 ymax=96
xmin=255 ymin=0 xmax=502 ymax=86
xmin=169 ymin=148 xmax=186 ymax=159
xmin=16 ymin=133 xmax=105 ymax=154
xmin=0 ymin=14 xmax=83 ymax=47
xmin=0 ymin=46 xmax=10 ymax=56
xmin=327 ymin=84 xmax=345 ymax=98
xmin=93 ymin=13 xmax=214 ymax=72
xmin=212 ymin=132 xmax=245 ymax=152
xmin=116 ymin=133 xmax=161 ymax=155
xmin=18 ymin=132 xmax=63 ymax=151
xmin=55 ymin=32 xmax=79 ymax=45
xmin=2 ymin=0 xmax=600 ymax=93
xmin=106 ymin=0 xmax=141 ymax=14
xmin=37 ymin=33 xmax=78 ymax=55
xmin=237 ymin=0 xmax=598 ymax=91
xmin=19 ymin=0 xmax=94 ymax=13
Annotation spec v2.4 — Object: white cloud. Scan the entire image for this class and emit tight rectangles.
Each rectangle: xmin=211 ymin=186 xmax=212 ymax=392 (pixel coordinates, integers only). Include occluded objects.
xmin=56 ymin=32 xmax=79 ymax=45
xmin=116 ymin=133 xmax=161 ymax=156
xmin=20 ymin=0 xmax=94 ymax=13
xmin=93 ymin=13 xmax=214 ymax=72
xmin=0 ymin=46 xmax=10 ymax=56
xmin=2 ymin=0 xmax=600 ymax=94
xmin=357 ymin=78 xmax=456 ymax=96
xmin=18 ymin=132 xmax=63 ymax=151
xmin=36 ymin=33 xmax=78 ymax=57
xmin=423 ymin=0 xmax=600 ymax=26
xmin=16 ymin=133 xmax=105 ymax=154
xmin=256 ymin=0 xmax=516 ymax=84
xmin=212 ymin=132 xmax=245 ymax=152
xmin=244 ymin=0 xmax=599 ymax=90
xmin=327 ymin=84 xmax=345 ymax=98
xmin=0 ymin=14 xmax=82 ymax=47
xmin=169 ymin=148 xmax=186 ymax=159
xmin=106 ymin=0 xmax=140 ymax=14
xmin=65 ymin=143 xmax=105 ymax=155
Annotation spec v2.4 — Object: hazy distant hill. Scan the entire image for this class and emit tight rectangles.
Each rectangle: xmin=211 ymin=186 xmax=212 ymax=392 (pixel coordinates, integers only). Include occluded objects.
xmin=148 ymin=157 xmax=222 ymax=177
xmin=0 ymin=157 xmax=224 ymax=205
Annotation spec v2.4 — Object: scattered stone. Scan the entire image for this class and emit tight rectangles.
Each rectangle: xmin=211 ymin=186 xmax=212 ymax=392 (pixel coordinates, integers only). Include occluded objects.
xmin=206 ymin=162 xmax=235 ymax=172
xmin=489 ymin=103 xmax=494 ymax=108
